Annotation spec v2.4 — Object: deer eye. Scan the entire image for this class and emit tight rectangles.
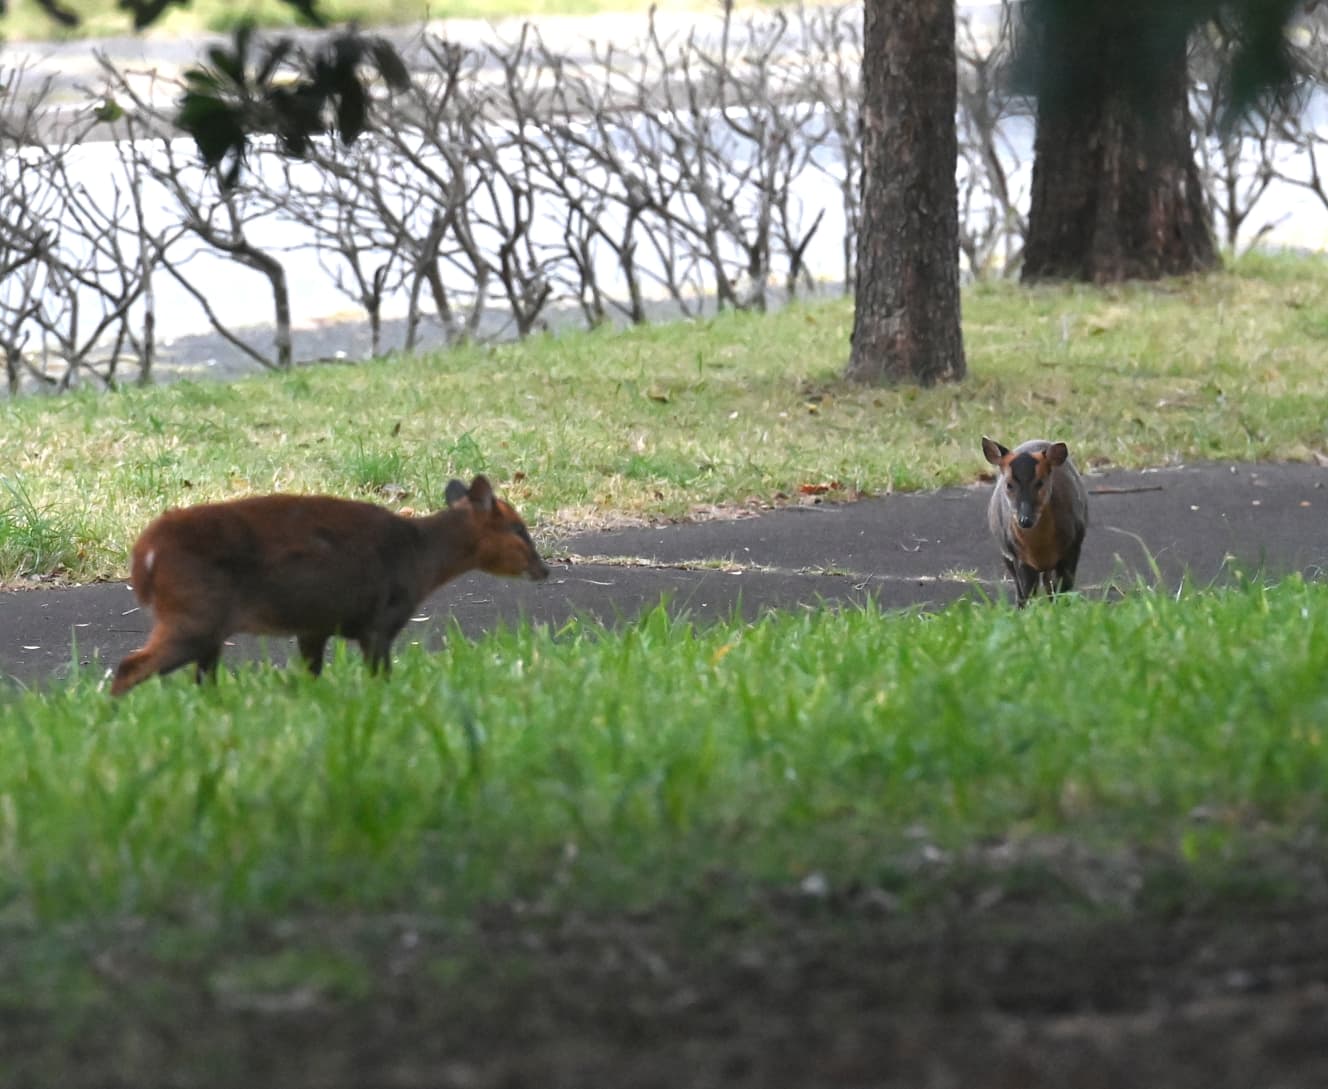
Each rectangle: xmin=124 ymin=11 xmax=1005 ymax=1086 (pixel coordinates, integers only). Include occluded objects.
xmin=1035 ymin=479 xmax=1044 ymax=490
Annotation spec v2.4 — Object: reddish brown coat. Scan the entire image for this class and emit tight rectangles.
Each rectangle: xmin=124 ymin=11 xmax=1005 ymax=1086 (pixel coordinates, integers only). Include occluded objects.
xmin=112 ymin=475 xmax=548 ymax=695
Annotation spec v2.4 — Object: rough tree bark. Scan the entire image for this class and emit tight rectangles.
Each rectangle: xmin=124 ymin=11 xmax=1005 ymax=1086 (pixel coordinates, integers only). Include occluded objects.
xmin=845 ymin=0 xmax=965 ymax=386
xmin=1021 ymin=6 xmax=1217 ymax=283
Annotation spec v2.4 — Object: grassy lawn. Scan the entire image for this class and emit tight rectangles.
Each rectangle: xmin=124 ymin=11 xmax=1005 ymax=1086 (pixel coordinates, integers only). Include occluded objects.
xmin=7 ymin=582 xmax=1328 ymax=922
xmin=2 ymin=252 xmax=1326 ymax=586
xmin=4 ymin=580 xmax=1328 ymax=1081
xmin=2 ymin=253 xmax=1327 ymax=1082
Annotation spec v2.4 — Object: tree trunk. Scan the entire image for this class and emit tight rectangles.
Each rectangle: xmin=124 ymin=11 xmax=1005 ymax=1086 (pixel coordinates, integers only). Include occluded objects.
xmin=845 ymin=0 xmax=965 ymax=386
xmin=1022 ymin=7 xmax=1217 ymax=283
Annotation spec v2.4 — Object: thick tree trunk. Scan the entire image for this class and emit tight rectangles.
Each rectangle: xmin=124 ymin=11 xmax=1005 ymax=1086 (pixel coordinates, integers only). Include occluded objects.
xmin=1022 ymin=8 xmax=1217 ymax=283
xmin=845 ymin=0 xmax=965 ymax=386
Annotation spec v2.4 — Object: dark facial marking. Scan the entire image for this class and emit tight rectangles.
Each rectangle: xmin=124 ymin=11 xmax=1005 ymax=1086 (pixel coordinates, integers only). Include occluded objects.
xmin=1008 ymin=451 xmax=1041 ymax=485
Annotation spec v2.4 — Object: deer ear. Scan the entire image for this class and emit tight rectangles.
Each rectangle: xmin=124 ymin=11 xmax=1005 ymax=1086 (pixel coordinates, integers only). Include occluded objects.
xmin=981 ymin=437 xmax=1008 ymax=466
xmin=444 ymin=479 xmax=469 ymax=507
xmin=1046 ymin=442 xmax=1069 ymax=466
xmin=468 ymin=475 xmax=495 ymax=513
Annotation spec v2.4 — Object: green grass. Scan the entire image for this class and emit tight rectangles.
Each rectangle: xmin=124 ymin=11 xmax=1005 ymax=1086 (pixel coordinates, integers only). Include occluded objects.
xmin=0 ymin=476 xmax=87 ymax=578
xmin=1 ymin=253 xmax=1326 ymax=585
xmin=3 ymin=579 xmax=1327 ymax=925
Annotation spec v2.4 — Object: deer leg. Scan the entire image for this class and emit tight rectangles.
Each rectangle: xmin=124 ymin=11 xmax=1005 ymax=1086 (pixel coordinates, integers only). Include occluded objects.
xmin=112 ymin=625 xmax=222 ymax=697
xmin=194 ymin=647 xmax=222 ymax=685
xmin=297 ymin=634 xmax=329 ymax=677
xmin=1055 ymin=538 xmax=1084 ymax=596
xmin=358 ymin=636 xmax=392 ymax=676
xmin=1002 ymin=556 xmax=1024 ymax=607
xmin=358 ymin=620 xmax=407 ymax=677
xmin=1014 ymin=562 xmax=1040 ymax=608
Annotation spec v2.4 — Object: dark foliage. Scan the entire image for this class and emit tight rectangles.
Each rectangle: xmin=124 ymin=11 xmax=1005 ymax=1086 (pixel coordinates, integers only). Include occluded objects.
xmin=174 ymin=23 xmax=411 ymax=190
xmin=1013 ymin=0 xmax=1311 ymax=124
xmin=14 ymin=0 xmax=79 ymax=25
xmin=11 ymin=0 xmax=324 ymax=28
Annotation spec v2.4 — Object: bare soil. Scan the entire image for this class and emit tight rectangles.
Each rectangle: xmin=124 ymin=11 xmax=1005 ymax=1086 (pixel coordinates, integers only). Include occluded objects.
xmin=7 ymin=880 xmax=1328 ymax=1089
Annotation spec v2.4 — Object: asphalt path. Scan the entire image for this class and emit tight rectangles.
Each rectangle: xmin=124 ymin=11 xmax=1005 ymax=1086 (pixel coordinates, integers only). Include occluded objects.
xmin=2 ymin=461 xmax=1324 ymax=691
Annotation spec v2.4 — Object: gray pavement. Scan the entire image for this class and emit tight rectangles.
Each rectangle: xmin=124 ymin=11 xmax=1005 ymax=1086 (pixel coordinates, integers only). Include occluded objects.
xmin=2 ymin=461 xmax=1325 ymax=690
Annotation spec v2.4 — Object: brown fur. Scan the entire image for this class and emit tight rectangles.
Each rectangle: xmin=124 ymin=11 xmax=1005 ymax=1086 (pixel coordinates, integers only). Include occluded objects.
xmin=982 ymin=437 xmax=1089 ymax=608
xmin=1009 ymin=502 xmax=1065 ymax=573
xmin=111 ymin=475 xmax=548 ymax=695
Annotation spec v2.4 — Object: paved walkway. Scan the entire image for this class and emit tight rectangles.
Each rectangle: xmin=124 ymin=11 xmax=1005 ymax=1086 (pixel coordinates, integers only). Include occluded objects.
xmin=2 ymin=461 xmax=1325 ymax=689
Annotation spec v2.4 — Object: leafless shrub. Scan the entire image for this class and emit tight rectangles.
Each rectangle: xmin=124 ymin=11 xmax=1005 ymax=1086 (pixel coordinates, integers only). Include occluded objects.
xmin=956 ymin=10 xmax=1031 ymax=279
xmin=374 ymin=37 xmax=503 ymax=346
xmin=1190 ymin=22 xmax=1290 ymax=254
xmin=98 ymin=56 xmax=303 ymax=372
xmin=9 ymin=3 xmax=1328 ymax=398
xmin=533 ymin=35 xmax=685 ymax=325
xmin=264 ymin=138 xmax=408 ymax=359
xmin=0 ymin=65 xmax=170 ymax=393
xmin=1243 ymin=17 xmax=1328 ymax=238
xmin=468 ymin=26 xmax=559 ymax=339
xmin=0 ymin=71 xmax=57 ymax=396
xmin=796 ymin=1 xmax=861 ymax=293
xmin=1 ymin=7 xmax=856 ymax=388
xmin=629 ymin=9 xmax=789 ymax=312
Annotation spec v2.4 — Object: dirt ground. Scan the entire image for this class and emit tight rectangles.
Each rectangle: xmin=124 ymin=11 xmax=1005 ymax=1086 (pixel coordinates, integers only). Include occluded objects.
xmin=7 ymin=867 xmax=1328 ymax=1089
xmin=8 ymin=908 xmax=1328 ymax=1089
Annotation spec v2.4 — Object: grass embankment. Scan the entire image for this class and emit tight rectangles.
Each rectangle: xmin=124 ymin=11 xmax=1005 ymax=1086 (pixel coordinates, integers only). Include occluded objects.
xmin=4 ymin=582 xmax=1327 ymax=926
xmin=2 ymin=252 xmax=1326 ymax=586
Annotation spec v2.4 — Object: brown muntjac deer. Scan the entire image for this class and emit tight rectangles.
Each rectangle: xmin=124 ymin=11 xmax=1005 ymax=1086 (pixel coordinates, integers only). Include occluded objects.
xmin=111 ymin=475 xmax=549 ymax=696
xmin=982 ymin=437 xmax=1089 ymax=608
